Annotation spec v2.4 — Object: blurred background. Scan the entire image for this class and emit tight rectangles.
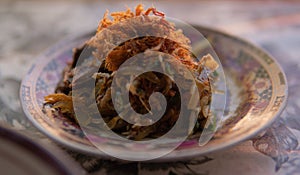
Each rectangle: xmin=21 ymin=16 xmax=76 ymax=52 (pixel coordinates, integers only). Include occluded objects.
xmin=1 ymin=0 xmax=300 ymax=79
xmin=0 ymin=0 xmax=300 ymax=175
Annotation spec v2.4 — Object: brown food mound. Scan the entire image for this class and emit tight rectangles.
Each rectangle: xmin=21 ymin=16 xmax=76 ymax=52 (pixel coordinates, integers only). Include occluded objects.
xmin=44 ymin=4 xmax=216 ymax=140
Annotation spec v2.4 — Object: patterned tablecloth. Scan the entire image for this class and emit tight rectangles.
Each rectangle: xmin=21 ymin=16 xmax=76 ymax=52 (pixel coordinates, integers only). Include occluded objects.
xmin=1 ymin=1 xmax=300 ymax=174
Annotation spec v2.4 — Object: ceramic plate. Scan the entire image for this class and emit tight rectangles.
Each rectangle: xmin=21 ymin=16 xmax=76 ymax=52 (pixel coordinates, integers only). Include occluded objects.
xmin=20 ymin=26 xmax=288 ymax=161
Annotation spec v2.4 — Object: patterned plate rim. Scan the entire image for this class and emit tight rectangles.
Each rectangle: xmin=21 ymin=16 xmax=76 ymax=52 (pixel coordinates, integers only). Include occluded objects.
xmin=20 ymin=25 xmax=288 ymax=162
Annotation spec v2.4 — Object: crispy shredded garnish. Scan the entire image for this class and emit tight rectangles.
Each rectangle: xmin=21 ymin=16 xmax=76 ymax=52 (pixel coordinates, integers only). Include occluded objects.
xmin=92 ymin=4 xmax=197 ymax=72
xmin=97 ymin=4 xmax=164 ymax=33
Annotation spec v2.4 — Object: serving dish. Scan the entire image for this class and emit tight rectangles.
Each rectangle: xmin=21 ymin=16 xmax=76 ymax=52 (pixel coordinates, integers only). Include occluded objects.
xmin=20 ymin=25 xmax=288 ymax=161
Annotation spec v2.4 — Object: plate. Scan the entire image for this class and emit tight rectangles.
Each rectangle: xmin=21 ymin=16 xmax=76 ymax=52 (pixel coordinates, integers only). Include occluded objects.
xmin=20 ymin=25 xmax=288 ymax=161
xmin=0 ymin=126 xmax=72 ymax=175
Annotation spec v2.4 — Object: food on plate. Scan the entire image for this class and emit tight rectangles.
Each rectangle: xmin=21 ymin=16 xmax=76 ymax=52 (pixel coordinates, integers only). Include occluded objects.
xmin=44 ymin=4 xmax=218 ymax=140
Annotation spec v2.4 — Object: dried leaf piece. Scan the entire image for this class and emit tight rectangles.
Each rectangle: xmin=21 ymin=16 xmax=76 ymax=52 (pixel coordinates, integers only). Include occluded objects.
xmin=44 ymin=93 xmax=74 ymax=115
xmin=107 ymin=116 xmax=121 ymax=129
xmin=198 ymin=54 xmax=219 ymax=72
xmin=44 ymin=93 xmax=72 ymax=105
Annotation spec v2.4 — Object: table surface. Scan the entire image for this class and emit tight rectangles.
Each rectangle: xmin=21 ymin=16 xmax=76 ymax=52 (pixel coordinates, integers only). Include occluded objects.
xmin=1 ymin=0 xmax=300 ymax=174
